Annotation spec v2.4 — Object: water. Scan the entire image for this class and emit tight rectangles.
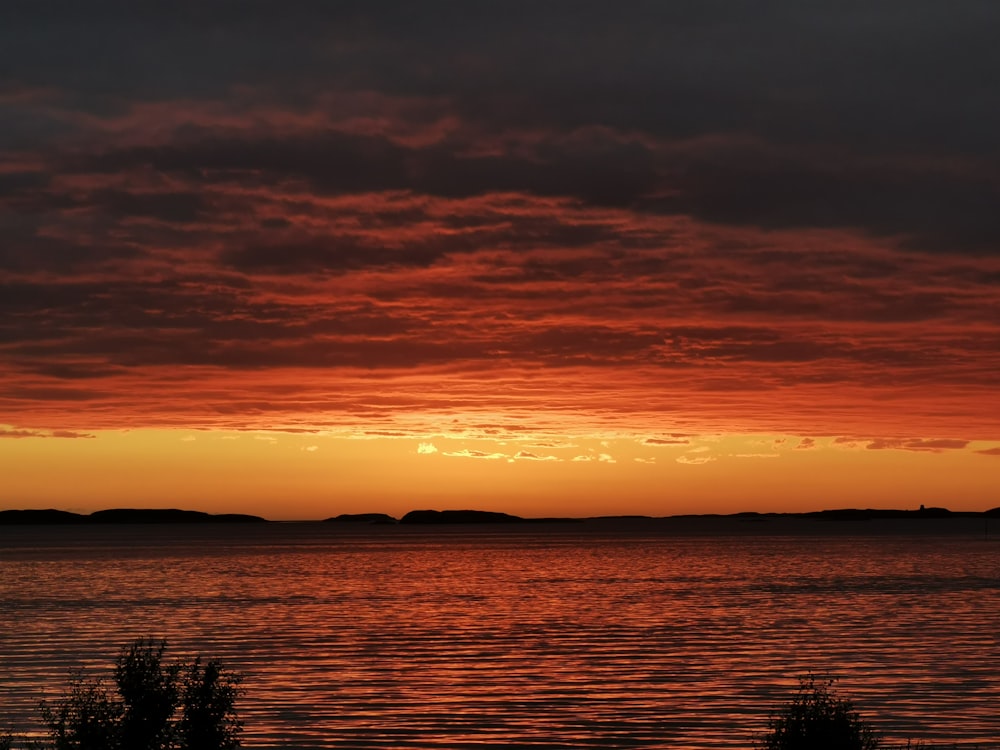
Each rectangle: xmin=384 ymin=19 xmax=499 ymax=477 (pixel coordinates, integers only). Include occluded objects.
xmin=1 ymin=520 xmax=998 ymax=748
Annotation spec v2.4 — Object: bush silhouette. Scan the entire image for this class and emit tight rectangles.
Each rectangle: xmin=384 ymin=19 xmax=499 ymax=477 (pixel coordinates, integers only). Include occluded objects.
xmin=115 ymin=640 xmax=182 ymax=749
xmin=178 ymin=658 xmax=243 ymax=750
xmin=33 ymin=639 xmax=242 ymax=750
xmin=757 ymin=674 xmax=881 ymax=750
xmin=40 ymin=676 xmax=123 ymax=750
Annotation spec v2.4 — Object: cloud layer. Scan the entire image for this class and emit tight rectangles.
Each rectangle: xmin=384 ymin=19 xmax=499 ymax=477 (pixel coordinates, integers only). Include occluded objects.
xmin=2 ymin=2 xmax=999 ymax=442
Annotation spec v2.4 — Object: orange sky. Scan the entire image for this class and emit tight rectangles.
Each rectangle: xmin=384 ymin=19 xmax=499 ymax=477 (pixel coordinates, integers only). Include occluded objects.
xmin=1 ymin=427 xmax=999 ymax=520
xmin=2 ymin=5 xmax=999 ymax=519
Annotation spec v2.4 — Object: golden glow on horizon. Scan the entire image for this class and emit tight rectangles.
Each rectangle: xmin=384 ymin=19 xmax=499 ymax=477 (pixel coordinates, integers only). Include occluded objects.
xmin=1 ymin=428 xmax=997 ymax=520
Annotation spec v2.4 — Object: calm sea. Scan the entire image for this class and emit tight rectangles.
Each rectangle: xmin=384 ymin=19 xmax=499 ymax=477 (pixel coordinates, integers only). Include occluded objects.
xmin=1 ymin=519 xmax=998 ymax=749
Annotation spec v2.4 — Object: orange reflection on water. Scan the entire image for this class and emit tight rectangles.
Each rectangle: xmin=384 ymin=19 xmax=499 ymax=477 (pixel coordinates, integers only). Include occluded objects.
xmin=1 ymin=523 xmax=997 ymax=749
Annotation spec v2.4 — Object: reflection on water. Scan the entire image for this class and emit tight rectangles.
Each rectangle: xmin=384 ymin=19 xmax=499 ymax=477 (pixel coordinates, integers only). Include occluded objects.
xmin=1 ymin=522 xmax=998 ymax=748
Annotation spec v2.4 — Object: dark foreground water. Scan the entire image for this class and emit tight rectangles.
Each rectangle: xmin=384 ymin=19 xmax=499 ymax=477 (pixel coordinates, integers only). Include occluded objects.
xmin=1 ymin=518 xmax=998 ymax=748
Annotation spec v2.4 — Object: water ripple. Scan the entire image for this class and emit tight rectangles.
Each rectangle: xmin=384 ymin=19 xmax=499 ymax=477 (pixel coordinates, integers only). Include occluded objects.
xmin=1 ymin=526 xmax=997 ymax=749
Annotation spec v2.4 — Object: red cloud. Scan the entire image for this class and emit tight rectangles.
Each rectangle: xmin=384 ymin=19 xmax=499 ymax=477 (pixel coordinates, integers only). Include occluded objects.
xmin=3 ymin=98 xmax=1000 ymax=443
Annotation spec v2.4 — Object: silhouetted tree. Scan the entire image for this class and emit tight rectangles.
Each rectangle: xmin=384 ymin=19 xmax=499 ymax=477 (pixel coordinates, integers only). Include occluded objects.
xmin=34 ymin=639 xmax=242 ymax=750
xmin=116 ymin=640 xmax=181 ymax=750
xmin=41 ymin=676 xmax=123 ymax=750
xmin=757 ymin=674 xmax=881 ymax=750
xmin=178 ymin=658 xmax=242 ymax=750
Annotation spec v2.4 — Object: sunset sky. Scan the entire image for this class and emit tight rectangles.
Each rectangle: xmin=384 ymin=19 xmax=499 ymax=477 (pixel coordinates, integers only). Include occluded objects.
xmin=2 ymin=2 xmax=999 ymax=520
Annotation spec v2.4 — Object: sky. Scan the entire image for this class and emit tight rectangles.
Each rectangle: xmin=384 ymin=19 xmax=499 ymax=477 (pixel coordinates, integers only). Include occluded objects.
xmin=2 ymin=2 xmax=999 ymax=520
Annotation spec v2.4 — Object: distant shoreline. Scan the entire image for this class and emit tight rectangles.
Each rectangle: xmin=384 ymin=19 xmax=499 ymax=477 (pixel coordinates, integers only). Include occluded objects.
xmin=2 ymin=505 xmax=998 ymax=526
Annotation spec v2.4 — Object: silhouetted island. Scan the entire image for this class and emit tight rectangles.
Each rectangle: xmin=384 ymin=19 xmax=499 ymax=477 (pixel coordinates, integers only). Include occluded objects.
xmin=0 ymin=509 xmax=86 ymax=525
xmin=0 ymin=508 xmax=267 ymax=524
xmin=324 ymin=513 xmax=398 ymax=524
xmin=397 ymin=509 xmax=581 ymax=524
xmin=401 ymin=509 xmax=525 ymax=524
xmin=805 ymin=506 xmax=960 ymax=521
xmin=90 ymin=509 xmax=267 ymax=524
xmin=664 ymin=506 xmax=994 ymax=523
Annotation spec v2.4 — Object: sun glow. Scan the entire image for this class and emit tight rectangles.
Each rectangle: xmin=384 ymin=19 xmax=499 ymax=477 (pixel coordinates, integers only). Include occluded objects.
xmin=2 ymin=428 xmax=997 ymax=520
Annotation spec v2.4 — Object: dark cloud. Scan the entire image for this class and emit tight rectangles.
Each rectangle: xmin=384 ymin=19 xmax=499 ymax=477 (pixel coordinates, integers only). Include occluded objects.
xmin=9 ymin=2 xmax=997 ymax=150
xmin=38 ymin=127 xmax=998 ymax=254
xmin=71 ymin=129 xmax=659 ymax=211
xmin=0 ymin=232 xmax=145 ymax=275
xmin=220 ymin=235 xmax=445 ymax=274
xmin=7 ymin=0 xmax=1000 ymax=251
xmin=645 ymin=143 xmax=1000 ymax=251
xmin=217 ymin=216 xmax=636 ymax=275
xmin=834 ymin=437 xmax=970 ymax=453
xmin=90 ymin=190 xmax=210 ymax=224
xmin=2 ymin=2 xmax=999 ymax=440
xmin=6 ymin=3 xmax=998 ymax=132
xmin=3 ymin=1 xmax=998 ymax=251
xmin=0 ymin=170 xmax=49 ymax=194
